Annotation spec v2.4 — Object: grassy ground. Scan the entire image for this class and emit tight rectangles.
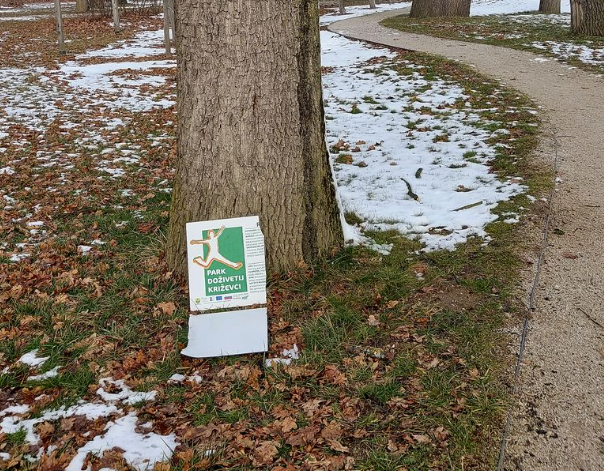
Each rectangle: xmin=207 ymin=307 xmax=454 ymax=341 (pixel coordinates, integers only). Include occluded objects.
xmin=382 ymin=12 xmax=604 ymax=75
xmin=0 ymin=19 xmax=549 ymax=471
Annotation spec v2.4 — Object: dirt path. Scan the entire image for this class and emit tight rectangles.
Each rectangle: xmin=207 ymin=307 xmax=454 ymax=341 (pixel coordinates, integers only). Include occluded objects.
xmin=330 ymin=9 xmax=604 ymax=471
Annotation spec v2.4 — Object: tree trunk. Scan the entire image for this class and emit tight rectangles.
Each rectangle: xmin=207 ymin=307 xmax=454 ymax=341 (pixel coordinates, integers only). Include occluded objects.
xmin=571 ymin=0 xmax=604 ymax=35
xmin=111 ymin=0 xmax=121 ymax=32
xmin=369 ymin=0 xmax=376 ymax=9
xmin=539 ymin=0 xmax=561 ymax=13
xmin=54 ymin=0 xmax=65 ymax=54
xmin=168 ymin=0 xmax=343 ymax=275
xmin=410 ymin=0 xmax=472 ymax=18
xmin=75 ymin=0 xmax=88 ymax=13
xmin=338 ymin=0 xmax=346 ymax=14
xmin=163 ymin=0 xmax=175 ymax=54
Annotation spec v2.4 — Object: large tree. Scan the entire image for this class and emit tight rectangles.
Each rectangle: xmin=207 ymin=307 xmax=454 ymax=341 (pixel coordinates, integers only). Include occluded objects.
xmin=410 ymin=0 xmax=471 ymax=18
xmin=571 ymin=0 xmax=604 ymax=35
xmin=167 ymin=0 xmax=343 ymax=275
xmin=539 ymin=0 xmax=561 ymax=13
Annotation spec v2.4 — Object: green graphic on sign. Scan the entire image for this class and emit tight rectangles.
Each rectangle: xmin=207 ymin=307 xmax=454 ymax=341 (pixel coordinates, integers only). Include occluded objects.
xmin=190 ymin=226 xmax=247 ymax=298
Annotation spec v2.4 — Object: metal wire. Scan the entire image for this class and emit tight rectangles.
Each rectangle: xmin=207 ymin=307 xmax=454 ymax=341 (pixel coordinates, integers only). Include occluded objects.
xmin=496 ymin=130 xmax=560 ymax=471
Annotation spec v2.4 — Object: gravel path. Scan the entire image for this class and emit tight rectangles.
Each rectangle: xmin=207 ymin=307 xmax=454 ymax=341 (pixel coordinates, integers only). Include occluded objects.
xmin=329 ymin=9 xmax=604 ymax=471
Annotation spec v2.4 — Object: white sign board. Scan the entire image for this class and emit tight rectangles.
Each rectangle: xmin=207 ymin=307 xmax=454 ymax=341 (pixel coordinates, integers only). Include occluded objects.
xmin=186 ymin=216 xmax=267 ymax=311
xmin=181 ymin=308 xmax=268 ymax=358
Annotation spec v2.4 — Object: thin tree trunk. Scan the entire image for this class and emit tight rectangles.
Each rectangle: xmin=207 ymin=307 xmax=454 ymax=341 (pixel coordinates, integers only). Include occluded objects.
xmin=338 ymin=0 xmax=346 ymax=14
xmin=163 ymin=0 xmax=174 ymax=54
xmin=53 ymin=0 xmax=65 ymax=54
xmin=539 ymin=0 xmax=561 ymax=13
xmin=75 ymin=0 xmax=88 ymax=13
xmin=571 ymin=0 xmax=604 ymax=35
xmin=410 ymin=0 xmax=472 ymax=18
xmin=168 ymin=0 xmax=343 ymax=275
xmin=369 ymin=0 xmax=376 ymax=9
xmin=111 ymin=0 xmax=121 ymax=32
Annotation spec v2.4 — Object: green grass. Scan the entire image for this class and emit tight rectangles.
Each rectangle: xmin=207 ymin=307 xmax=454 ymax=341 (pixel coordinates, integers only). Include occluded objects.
xmin=382 ymin=12 xmax=604 ymax=74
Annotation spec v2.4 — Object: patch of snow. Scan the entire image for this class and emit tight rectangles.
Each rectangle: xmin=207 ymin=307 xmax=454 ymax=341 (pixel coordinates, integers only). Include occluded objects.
xmin=78 ymin=245 xmax=93 ymax=255
xmin=0 ymin=404 xmax=30 ymax=417
xmin=19 ymin=349 xmax=49 ymax=367
xmin=1 ymin=401 xmax=119 ymax=445
xmin=55 ymin=59 xmax=176 ymax=111
xmin=266 ymin=344 xmax=300 ymax=367
xmin=82 ymin=29 xmax=167 ymax=59
xmin=65 ymin=413 xmax=177 ymax=471
xmin=471 ymin=0 xmax=570 ymax=15
xmin=0 ymin=378 xmax=171 ymax=468
xmin=9 ymin=253 xmax=30 ymax=262
xmin=321 ymin=31 xmax=525 ymax=251
xmin=27 ymin=366 xmax=60 ymax=382
xmin=532 ymin=40 xmax=604 ymax=68
xmin=321 ymin=2 xmax=412 ymax=25
xmin=187 ymin=374 xmax=202 ymax=384
xmin=97 ymin=377 xmax=157 ymax=405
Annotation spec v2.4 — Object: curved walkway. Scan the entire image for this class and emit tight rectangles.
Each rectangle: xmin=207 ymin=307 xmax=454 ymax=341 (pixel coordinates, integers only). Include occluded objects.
xmin=330 ymin=9 xmax=604 ymax=471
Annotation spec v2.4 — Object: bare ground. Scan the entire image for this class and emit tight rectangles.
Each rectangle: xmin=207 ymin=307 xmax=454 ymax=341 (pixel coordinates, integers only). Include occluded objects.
xmin=329 ymin=8 xmax=604 ymax=471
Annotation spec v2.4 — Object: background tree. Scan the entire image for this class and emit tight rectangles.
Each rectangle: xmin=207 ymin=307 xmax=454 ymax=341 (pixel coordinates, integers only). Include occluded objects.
xmin=75 ymin=0 xmax=88 ymax=12
xmin=369 ymin=0 xmax=376 ymax=9
xmin=338 ymin=0 xmax=346 ymax=14
xmin=571 ymin=0 xmax=604 ymax=35
xmin=168 ymin=0 xmax=343 ymax=275
xmin=410 ymin=0 xmax=471 ymax=18
xmin=539 ymin=0 xmax=561 ymax=13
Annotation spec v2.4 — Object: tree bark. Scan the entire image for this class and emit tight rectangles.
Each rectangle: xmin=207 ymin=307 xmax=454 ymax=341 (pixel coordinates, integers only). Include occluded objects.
xmin=111 ymin=0 xmax=121 ymax=32
xmin=539 ymin=0 xmax=561 ymax=13
xmin=163 ymin=0 xmax=175 ymax=54
xmin=75 ymin=0 xmax=88 ymax=13
xmin=410 ymin=0 xmax=472 ymax=18
xmin=338 ymin=0 xmax=346 ymax=14
xmin=168 ymin=0 xmax=343 ymax=275
xmin=571 ymin=0 xmax=604 ymax=35
xmin=54 ymin=0 xmax=65 ymax=54
xmin=369 ymin=0 xmax=377 ymax=9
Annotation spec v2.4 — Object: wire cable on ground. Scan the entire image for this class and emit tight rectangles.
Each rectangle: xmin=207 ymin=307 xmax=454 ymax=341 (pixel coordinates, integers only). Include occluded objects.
xmin=496 ymin=130 xmax=560 ymax=471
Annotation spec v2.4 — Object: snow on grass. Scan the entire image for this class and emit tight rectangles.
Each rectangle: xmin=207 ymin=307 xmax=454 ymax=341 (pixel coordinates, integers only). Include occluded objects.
xmin=471 ymin=0 xmax=570 ymax=15
xmin=56 ymin=59 xmax=176 ymax=111
xmin=82 ymin=28 xmax=169 ymax=59
xmin=18 ymin=349 xmax=49 ymax=367
xmin=322 ymin=31 xmax=525 ymax=251
xmin=0 ymin=401 xmax=119 ymax=446
xmin=321 ymin=2 xmax=411 ymax=25
xmin=0 ymin=68 xmax=67 ymax=133
xmin=78 ymin=245 xmax=93 ymax=255
xmin=65 ymin=413 xmax=178 ymax=471
xmin=97 ymin=377 xmax=157 ymax=405
xmin=265 ymin=344 xmax=300 ymax=367
xmin=0 ymin=378 xmax=175 ymax=469
xmin=50 ymin=27 xmax=175 ymax=111
xmin=531 ymin=40 xmax=604 ymax=67
xmin=26 ymin=365 xmax=61 ymax=382
xmin=507 ymin=13 xmax=571 ymax=26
